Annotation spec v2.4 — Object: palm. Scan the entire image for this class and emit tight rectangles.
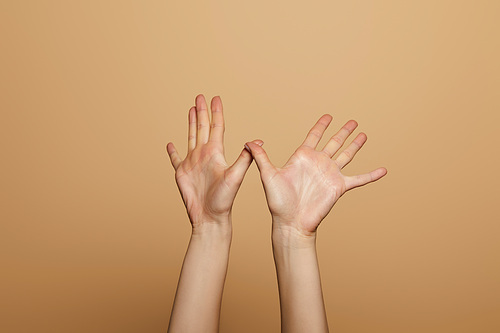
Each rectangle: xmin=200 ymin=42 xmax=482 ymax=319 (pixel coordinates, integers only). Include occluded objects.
xmin=175 ymin=144 xmax=233 ymax=224
xmin=247 ymin=115 xmax=387 ymax=236
xmin=265 ymin=147 xmax=347 ymax=232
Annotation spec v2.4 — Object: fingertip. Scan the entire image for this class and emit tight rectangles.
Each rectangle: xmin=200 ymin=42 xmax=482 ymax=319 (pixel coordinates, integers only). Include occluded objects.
xmin=322 ymin=114 xmax=333 ymax=123
xmin=189 ymin=106 xmax=196 ymax=118
xmin=244 ymin=141 xmax=255 ymax=153
xmin=211 ymin=95 xmax=223 ymax=111
xmin=345 ymin=120 xmax=359 ymax=131
xmin=215 ymin=95 xmax=223 ymax=106
xmin=318 ymin=114 xmax=333 ymax=128
xmin=245 ymin=140 xmax=264 ymax=151
xmin=245 ymin=141 xmax=255 ymax=148
xmin=375 ymin=167 xmax=388 ymax=180
xmin=166 ymin=142 xmax=176 ymax=154
xmin=252 ymin=139 xmax=264 ymax=146
xmin=355 ymin=132 xmax=368 ymax=145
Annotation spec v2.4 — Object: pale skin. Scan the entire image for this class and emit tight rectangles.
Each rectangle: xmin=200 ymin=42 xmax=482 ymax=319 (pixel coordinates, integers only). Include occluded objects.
xmin=167 ymin=95 xmax=387 ymax=332
xmin=166 ymin=94 xmax=262 ymax=333
xmin=244 ymin=114 xmax=387 ymax=333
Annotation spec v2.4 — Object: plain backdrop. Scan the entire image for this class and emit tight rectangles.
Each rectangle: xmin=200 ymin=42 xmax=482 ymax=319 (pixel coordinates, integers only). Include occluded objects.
xmin=1 ymin=1 xmax=499 ymax=332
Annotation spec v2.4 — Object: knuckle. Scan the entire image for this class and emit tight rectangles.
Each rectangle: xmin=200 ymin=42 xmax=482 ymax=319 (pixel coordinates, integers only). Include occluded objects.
xmin=309 ymin=130 xmax=322 ymax=138
xmin=321 ymin=150 xmax=331 ymax=158
xmin=341 ymin=127 xmax=352 ymax=135
xmin=295 ymin=147 xmax=311 ymax=159
xmin=318 ymin=120 xmax=329 ymax=127
xmin=351 ymin=140 xmax=362 ymax=148
xmin=331 ymin=136 xmax=343 ymax=145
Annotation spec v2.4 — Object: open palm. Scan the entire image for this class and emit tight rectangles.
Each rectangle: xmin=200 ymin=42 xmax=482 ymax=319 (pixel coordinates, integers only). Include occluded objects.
xmin=246 ymin=115 xmax=387 ymax=236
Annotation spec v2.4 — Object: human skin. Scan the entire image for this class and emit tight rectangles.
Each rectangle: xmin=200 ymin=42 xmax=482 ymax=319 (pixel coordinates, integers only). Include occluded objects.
xmin=245 ymin=115 xmax=387 ymax=333
xmin=166 ymin=94 xmax=261 ymax=333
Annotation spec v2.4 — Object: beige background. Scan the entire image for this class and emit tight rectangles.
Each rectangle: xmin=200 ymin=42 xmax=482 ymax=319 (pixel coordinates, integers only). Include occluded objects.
xmin=1 ymin=1 xmax=499 ymax=332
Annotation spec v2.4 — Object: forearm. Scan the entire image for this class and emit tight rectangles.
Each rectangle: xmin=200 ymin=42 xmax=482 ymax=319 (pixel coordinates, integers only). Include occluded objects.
xmin=168 ymin=222 xmax=232 ymax=333
xmin=272 ymin=224 xmax=329 ymax=333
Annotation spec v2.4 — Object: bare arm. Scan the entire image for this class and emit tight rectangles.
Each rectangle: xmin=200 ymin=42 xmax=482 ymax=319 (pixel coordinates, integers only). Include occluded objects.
xmin=166 ymin=94 xmax=260 ymax=332
xmin=245 ymin=114 xmax=387 ymax=333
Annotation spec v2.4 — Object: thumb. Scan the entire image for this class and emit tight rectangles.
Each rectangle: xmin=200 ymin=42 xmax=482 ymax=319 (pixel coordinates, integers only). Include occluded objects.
xmin=225 ymin=139 xmax=264 ymax=186
xmin=244 ymin=140 xmax=274 ymax=175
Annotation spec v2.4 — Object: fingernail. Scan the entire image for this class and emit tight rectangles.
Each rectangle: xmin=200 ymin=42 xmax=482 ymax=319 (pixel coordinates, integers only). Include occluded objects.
xmin=257 ymin=141 xmax=264 ymax=147
xmin=244 ymin=144 xmax=251 ymax=152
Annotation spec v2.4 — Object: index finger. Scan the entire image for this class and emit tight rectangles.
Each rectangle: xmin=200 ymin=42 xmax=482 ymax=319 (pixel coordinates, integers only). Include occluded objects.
xmin=301 ymin=114 xmax=333 ymax=149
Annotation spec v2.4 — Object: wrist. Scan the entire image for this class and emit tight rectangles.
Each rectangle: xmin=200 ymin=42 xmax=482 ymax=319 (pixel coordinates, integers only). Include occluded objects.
xmin=272 ymin=224 xmax=319 ymax=272
xmin=191 ymin=217 xmax=233 ymax=241
xmin=271 ymin=223 xmax=317 ymax=250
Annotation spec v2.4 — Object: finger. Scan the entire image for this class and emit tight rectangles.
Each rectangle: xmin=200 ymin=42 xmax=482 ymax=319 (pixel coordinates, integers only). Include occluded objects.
xmin=226 ymin=139 xmax=264 ymax=187
xmin=301 ymin=114 xmax=333 ymax=149
xmin=344 ymin=167 xmax=387 ymax=191
xmin=322 ymin=120 xmax=358 ymax=157
xmin=335 ymin=132 xmax=367 ymax=169
xmin=209 ymin=96 xmax=225 ymax=145
xmin=188 ymin=106 xmax=197 ymax=152
xmin=166 ymin=142 xmax=182 ymax=170
xmin=195 ymin=94 xmax=210 ymax=145
xmin=244 ymin=141 xmax=275 ymax=176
